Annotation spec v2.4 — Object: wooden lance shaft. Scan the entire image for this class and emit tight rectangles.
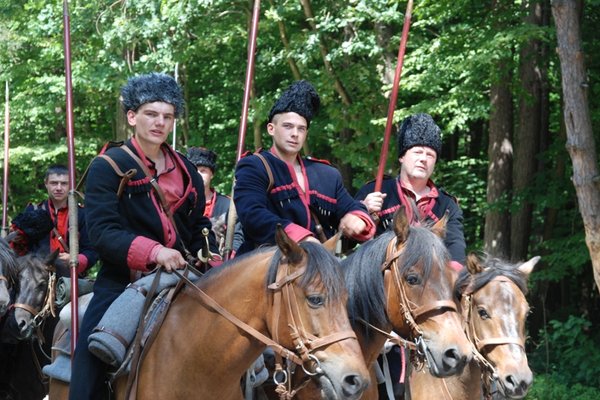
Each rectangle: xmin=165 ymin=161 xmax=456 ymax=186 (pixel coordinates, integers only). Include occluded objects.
xmin=223 ymin=0 xmax=261 ymax=260
xmin=374 ymin=0 xmax=414 ymax=193
xmin=63 ymin=0 xmax=80 ymax=357
xmin=2 ymin=82 xmax=9 ymax=238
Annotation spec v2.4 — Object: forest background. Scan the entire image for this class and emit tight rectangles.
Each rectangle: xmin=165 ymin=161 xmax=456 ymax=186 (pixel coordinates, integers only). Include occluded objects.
xmin=0 ymin=1 xmax=599 ymax=398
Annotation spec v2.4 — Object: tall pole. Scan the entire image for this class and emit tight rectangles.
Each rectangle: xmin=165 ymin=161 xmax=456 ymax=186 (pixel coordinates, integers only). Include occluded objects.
xmin=171 ymin=62 xmax=179 ymax=149
xmin=374 ymin=0 xmax=414 ymax=192
xmin=223 ymin=0 xmax=261 ymax=260
xmin=63 ymin=0 xmax=80 ymax=356
xmin=2 ymin=82 xmax=9 ymax=238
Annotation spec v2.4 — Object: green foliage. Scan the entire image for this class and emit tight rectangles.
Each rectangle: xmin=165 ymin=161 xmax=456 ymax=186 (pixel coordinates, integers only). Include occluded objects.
xmin=529 ymin=315 xmax=600 ymax=389
xmin=526 ymin=374 xmax=600 ymax=400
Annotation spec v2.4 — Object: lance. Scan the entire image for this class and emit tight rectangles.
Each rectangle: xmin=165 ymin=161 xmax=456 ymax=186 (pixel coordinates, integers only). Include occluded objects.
xmin=223 ymin=0 xmax=261 ymax=260
xmin=374 ymin=0 xmax=414 ymax=192
xmin=171 ymin=62 xmax=179 ymax=150
xmin=2 ymin=82 xmax=9 ymax=238
xmin=62 ymin=0 xmax=80 ymax=355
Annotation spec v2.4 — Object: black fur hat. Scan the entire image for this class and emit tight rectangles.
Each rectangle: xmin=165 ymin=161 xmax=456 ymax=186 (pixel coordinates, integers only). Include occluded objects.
xmin=121 ymin=73 xmax=184 ymax=117
xmin=187 ymin=147 xmax=217 ymax=172
xmin=11 ymin=208 xmax=53 ymax=243
xmin=397 ymin=113 xmax=443 ymax=158
xmin=268 ymin=80 xmax=320 ymax=127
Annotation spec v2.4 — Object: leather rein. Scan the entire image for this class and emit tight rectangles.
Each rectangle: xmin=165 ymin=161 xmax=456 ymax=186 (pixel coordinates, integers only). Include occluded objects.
xmin=461 ymin=276 xmax=527 ymax=399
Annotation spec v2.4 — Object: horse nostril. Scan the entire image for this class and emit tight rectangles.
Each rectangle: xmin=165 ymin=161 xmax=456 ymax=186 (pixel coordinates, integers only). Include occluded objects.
xmin=442 ymin=347 xmax=467 ymax=371
xmin=341 ymin=374 xmax=366 ymax=397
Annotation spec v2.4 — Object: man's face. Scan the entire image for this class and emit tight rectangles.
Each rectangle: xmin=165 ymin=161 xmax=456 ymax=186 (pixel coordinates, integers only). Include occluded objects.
xmin=267 ymin=112 xmax=308 ymax=160
xmin=45 ymin=173 xmax=69 ymax=204
xmin=399 ymin=146 xmax=437 ymax=181
xmin=196 ymin=166 xmax=214 ymax=188
xmin=127 ymin=102 xmax=176 ymax=148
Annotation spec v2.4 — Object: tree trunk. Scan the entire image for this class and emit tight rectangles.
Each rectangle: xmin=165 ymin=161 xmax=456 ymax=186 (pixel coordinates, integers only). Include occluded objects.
xmin=511 ymin=0 xmax=543 ymax=262
xmin=552 ymin=0 xmax=600 ymax=293
xmin=485 ymin=58 xmax=513 ymax=259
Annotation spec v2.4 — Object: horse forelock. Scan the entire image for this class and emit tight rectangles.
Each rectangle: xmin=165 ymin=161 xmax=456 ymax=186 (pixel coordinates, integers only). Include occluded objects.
xmin=397 ymin=226 xmax=450 ymax=282
xmin=268 ymin=242 xmax=345 ymax=303
xmin=456 ymin=254 xmax=529 ymax=297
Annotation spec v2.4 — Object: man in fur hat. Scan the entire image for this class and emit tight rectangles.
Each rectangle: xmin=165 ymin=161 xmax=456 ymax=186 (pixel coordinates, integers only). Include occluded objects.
xmin=355 ymin=113 xmax=466 ymax=398
xmin=234 ymin=80 xmax=375 ymax=253
xmin=9 ymin=164 xmax=98 ymax=277
xmin=69 ymin=73 xmax=220 ymax=400
xmin=356 ymin=113 xmax=466 ymax=267
xmin=186 ymin=146 xmax=242 ymax=254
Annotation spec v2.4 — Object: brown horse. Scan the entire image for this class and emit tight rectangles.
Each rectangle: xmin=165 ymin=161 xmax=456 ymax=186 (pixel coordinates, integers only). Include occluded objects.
xmin=269 ymin=210 xmax=473 ymax=400
xmin=407 ymin=253 xmax=538 ymax=400
xmin=50 ymin=227 xmax=370 ymax=400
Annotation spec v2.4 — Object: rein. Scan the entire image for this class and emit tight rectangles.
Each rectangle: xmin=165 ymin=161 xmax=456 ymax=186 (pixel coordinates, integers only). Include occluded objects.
xmin=461 ymin=277 xmax=526 ymax=399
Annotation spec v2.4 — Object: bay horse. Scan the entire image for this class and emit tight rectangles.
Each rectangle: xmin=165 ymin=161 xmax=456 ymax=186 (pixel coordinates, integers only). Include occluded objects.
xmin=267 ymin=210 xmax=473 ymax=399
xmin=50 ymin=226 xmax=370 ymax=400
xmin=407 ymin=253 xmax=538 ymax=400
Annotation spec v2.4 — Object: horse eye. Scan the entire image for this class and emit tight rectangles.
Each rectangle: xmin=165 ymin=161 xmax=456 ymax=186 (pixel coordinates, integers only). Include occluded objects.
xmin=405 ymin=273 xmax=421 ymax=286
xmin=307 ymin=295 xmax=325 ymax=308
xmin=478 ymin=308 xmax=490 ymax=320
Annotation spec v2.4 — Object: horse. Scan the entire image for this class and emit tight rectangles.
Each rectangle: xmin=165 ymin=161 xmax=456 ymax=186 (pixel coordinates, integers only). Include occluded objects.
xmin=263 ymin=210 xmax=473 ymax=400
xmin=0 ymin=238 xmax=19 ymax=317
xmin=406 ymin=253 xmax=538 ymax=400
xmin=0 ymin=249 xmax=60 ymax=400
xmin=50 ymin=226 xmax=371 ymax=400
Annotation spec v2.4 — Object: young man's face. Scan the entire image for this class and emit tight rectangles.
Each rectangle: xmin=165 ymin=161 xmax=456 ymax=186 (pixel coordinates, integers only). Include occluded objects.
xmin=267 ymin=112 xmax=308 ymax=160
xmin=127 ymin=102 xmax=175 ymax=148
xmin=196 ymin=166 xmax=214 ymax=189
xmin=45 ymin=173 xmax=69 ymax=204
xmin=399 ymin=146 xmax=438 ymax=182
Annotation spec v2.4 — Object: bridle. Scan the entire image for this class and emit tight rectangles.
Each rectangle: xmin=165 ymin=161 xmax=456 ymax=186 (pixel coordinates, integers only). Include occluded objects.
xmin=461 ymin=276 xmax=527 ymax=399
xmin=172 ymin=253 xmax=357 ymax=399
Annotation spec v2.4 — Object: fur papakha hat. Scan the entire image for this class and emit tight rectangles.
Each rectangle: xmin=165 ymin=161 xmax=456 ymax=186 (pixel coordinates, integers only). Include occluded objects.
xmin=121 ymin=73 xmax=184 ymax=117
xmin=267 ymin=80 xmax=320 ymax=127
xmin=186 ymin=147 xmax=217 ymax=172
xmin=397 ymin=113 xmax=443 ymax=158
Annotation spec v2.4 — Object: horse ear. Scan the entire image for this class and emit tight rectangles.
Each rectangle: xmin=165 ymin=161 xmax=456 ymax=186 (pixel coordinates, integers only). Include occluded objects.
xmin=430 ymin=211 xmax=448 ymax=238
xmin=45 ymin=249 xmax=60 ymax=266
xmin=518 ymin=256 xmax=540 ymax=278
xmin=322 ymin=232 xmax=341 ymax=254
xmin=466 ymin=252 xmax=482 ymax=275
xmin=392 ymin=206 xmax=410 ymax=243
xmin=275 ymin=225 xmax=304 ymax=265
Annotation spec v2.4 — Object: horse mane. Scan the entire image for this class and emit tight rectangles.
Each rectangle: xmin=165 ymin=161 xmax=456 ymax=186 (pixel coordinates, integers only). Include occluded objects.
xmin=455 ymin=254 xmax=529 ymax=300
xmin=267 ymin=242 xmax=345 ymax=302
xmin=0 ymin=238 xmax=19 ymax=286
xmin=343 ymin=227 xmax=450 ymax=337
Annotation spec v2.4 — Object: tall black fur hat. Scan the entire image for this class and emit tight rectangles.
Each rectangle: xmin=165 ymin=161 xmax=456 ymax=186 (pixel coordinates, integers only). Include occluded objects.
xmin=11 ymin=208 xmax=53 ymax=243
xmin=121 ymin=73 xmax=184 ymax=117
xmin=187 ymin=147 xmax=217 ymax=172
xmin=397 ymin=113 xmax=443 ymax=158
xmin=267 ymin=80 xmax=320 ymax=127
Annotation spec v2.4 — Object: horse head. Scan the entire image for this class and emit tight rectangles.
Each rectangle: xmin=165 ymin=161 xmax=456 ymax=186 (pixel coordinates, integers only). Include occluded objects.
xmin=12 ymin=249 xmax=59 ymax=340
xmin=343 ymin=207 xmax=472 ymax=379
xmin=268 ymin=226 xmax=369 ymax=399
xmin=459 ymin=253 xmax=538 ymax=399
xmin=0 ymin=238 xmax=19 ymax=317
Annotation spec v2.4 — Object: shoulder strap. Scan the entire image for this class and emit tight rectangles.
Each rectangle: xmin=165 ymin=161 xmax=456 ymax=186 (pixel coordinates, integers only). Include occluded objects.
xmin=254 ymin=152 xmax=274 ymax=193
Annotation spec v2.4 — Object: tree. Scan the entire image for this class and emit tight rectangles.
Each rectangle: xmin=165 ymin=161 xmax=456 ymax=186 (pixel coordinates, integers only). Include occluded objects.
xmin=552 ymin=0 xmax=600 ymax=293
